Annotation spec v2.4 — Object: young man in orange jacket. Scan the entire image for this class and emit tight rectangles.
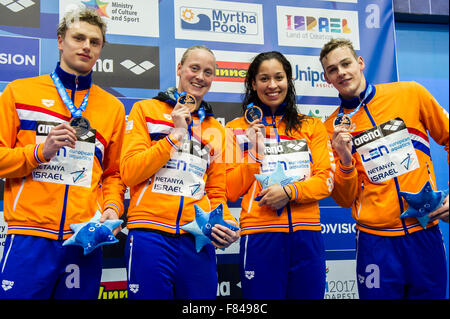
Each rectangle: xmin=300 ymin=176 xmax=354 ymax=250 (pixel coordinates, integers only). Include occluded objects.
xmin=321 ymin=38 xmax=448 ymax=299
xmin=0 ymin=8 xmax=125 ymax=298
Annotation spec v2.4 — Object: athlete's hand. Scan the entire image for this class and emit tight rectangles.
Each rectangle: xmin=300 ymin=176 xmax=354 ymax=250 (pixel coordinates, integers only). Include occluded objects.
xmin=428 ymin=194 xmax=449 ymax=223
xmin=100 ymin=208 xmax=122 ymax=236
xmin=245 ymin=119 xmax=265 ymax=156
xmin=257 ymin=185 xmax=290 ymax=210
xmin=170 ymin=101 xmax=191 ymax=141
xmin=211 ymin=220 xmax=240 ymax=249
xmin=332 ymin=127 xmax=353 ymax=166
xmin=171 ymin=101 xmax=191 ymax=128
xmin=42 ymin=123 xmax=77 ymax=161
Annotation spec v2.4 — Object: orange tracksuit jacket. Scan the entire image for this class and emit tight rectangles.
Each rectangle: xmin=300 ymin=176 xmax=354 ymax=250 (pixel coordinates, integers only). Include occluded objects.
xmin=0 ymin=67 xmax=126 ymax=240
xmin=120 ymin=91 xmax=234 ymax=234
xmin=324 ymin=81 xmax=449 ymax=236
xmin=226 ymin=112 xmax=334 ymax=235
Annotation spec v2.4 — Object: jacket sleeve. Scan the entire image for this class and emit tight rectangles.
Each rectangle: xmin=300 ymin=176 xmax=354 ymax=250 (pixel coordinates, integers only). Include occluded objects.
xmin=120 ymin=100 xmax=180 ymax=187
xmin=286 ymin=118 xmax=334 ymax=203
xmin=323 ymin=114 xmax=360 ymax=208
xmin=415 ymin=81 xmax=449 ymax=163
xmin=224 ymin=125 xmax=262 ymax=202
xmin=0 ymin=82 xmax=48 ymax=179
xmin=331 ymin=157 xmax=359 ymax=208
xmin=101 ymin=100 xmax=127 ymax=217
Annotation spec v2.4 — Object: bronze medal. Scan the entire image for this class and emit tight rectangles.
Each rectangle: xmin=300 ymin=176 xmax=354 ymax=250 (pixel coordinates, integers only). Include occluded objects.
xmin=244 ymin=105 xmax=263 ymax=123
xmin=177 ymin=93 xmax=197 ymax=113
xmin=333 ymin=114 xmax=353 ymax=131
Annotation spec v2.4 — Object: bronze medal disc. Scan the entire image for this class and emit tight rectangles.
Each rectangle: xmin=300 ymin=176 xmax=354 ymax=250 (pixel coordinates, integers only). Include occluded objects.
xmin=177 ymin=93 xmax=197 ymax=113
xmin=333 ymin=114 xmax=353 ymax=131
xmin=244 ymin=105 xmax=263 ymax=123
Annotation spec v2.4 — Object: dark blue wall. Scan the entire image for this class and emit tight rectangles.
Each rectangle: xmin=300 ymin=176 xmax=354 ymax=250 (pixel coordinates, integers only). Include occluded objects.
xmin=395 ymin=21 xmax=449 ymax=298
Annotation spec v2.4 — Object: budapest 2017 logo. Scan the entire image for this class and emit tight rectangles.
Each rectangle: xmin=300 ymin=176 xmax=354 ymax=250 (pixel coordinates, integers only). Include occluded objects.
xmin=180 ymin=7 xmax=258 ymax=35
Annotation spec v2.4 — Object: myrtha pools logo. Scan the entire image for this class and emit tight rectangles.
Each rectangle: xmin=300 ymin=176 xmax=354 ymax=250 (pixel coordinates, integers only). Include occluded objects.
xmin=180 ymin=6 xmax=258 ymax=35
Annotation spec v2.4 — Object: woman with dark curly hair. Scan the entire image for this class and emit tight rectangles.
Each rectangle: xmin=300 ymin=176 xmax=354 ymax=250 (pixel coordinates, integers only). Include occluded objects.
xmin=225 ymin=51 xmax=334 ymax=298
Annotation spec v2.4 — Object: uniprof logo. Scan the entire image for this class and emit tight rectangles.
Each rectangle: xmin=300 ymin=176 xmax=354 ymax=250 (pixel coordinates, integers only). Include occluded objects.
xmin=0 ymin=0 xmax=35 ymax=12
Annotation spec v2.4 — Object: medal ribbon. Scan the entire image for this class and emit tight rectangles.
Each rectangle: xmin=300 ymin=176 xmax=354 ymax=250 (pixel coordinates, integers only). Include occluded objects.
xmin=336 ymin=84 xmax=374 ymax=119
xmin=51 ymin=71 xmax=91 ymax=118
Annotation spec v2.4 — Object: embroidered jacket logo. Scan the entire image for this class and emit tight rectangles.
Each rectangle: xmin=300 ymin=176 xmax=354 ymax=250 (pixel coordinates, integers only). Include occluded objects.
xmin=1 ymin=279 xmax=14 ymax=291
xmin=245 ymin=270 xmax=255 ymax=280
xmin=129 ymin=283 xmax=139 ymax=293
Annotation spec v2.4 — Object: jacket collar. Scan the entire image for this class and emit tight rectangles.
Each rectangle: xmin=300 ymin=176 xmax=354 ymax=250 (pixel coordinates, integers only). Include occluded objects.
xmin=54 ymin=62 xmax=92 ymax=91
xmin=256 ymin=100 xmax=287 ymax=117
xmin=339 ymin=83 xmax=375 ymax=109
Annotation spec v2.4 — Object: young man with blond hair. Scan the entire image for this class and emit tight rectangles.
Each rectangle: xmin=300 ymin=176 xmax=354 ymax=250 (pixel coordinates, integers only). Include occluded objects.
xmin=321 ymin=38 xmax=448 ymax=299
xmin=0 ymin=8 xmax=126 ymax=298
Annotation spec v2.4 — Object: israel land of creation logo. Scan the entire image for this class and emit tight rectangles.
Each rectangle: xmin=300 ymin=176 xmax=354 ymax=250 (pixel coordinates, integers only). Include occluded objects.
xmin=277 ymin=6 xmax=359 ymax=49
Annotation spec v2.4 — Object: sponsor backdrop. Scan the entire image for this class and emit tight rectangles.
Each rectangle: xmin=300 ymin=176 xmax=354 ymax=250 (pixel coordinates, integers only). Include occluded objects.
xmin=0 ymin=0 xmax=442 ymax=300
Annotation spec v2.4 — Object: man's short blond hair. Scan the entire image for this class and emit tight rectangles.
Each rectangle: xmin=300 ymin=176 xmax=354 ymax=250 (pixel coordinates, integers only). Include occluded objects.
xmin=320 ymin=38 xmax=358 ymax=64
xmin=57 ymin=7 xmax=107 ymax=46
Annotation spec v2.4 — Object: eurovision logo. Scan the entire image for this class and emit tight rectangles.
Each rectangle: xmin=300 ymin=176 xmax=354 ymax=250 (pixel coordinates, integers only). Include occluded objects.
xmin=0 ymin=36 xmax=40 ymax=81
